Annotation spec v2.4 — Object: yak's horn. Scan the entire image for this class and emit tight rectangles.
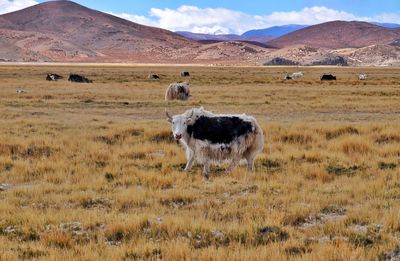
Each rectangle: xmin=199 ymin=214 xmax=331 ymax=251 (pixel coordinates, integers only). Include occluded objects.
xmin=165 ymin=110 xmax=173 ymax=121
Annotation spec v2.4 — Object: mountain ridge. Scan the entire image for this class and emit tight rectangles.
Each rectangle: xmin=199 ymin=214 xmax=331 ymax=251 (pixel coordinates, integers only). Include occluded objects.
xmin=267 ymin=21 xmax=400 ymax=49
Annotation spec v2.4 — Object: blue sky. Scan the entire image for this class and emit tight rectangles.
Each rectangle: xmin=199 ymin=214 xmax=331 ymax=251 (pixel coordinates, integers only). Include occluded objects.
xmin=33 ymin=0 xmax=399 ymax=17
xmin=2 ymin=0 xmax=400 ymax=34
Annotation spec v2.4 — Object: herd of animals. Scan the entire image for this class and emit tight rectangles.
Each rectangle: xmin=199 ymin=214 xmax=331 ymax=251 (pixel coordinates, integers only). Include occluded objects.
xmin=36 ymin=70 xmax=368 ymax=178
xmin=284 ymin=72 xmax=367 ymax=81
xmin=43 ymin=71 xmax=368 ymax=101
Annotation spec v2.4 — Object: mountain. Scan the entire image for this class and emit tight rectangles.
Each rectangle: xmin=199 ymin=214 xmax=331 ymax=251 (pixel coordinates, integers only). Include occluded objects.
xmin=262 ymin=45 xmax=348 ymax=66
xmin=242 ymin=25 xmax=307 ymax=38
xmin=267 ymin=21 xmax=400 ymax=49
xmin=176 ymin=31 xmax=272 ymax=43
xmin=0 ymin=0 xmax=200 ymax=62
xmin=371 ymin=22 xmax=400 ymax=29
xmin=177 ymin=25 xmax=308 ymax=45
xmin=334 ymin=44 xmax=400 ymax=66
xmin=176 ymin=32 xmax=244 ymax=41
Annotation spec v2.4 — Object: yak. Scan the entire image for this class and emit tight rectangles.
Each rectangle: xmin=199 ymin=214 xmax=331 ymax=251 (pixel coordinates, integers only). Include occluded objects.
xmin=320 ymin=74 xmax=336 ymax=81
xmin=165 ymin=82 xmax=191 ymax=101
xmin=68 ymin=74 xmax=93 ymax=83
xmin=166 ymin=107 xmax=264 ymax=178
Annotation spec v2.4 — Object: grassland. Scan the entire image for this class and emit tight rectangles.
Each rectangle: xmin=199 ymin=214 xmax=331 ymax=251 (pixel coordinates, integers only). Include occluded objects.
xmin=0 ymin=64 xmax=399 ymax=260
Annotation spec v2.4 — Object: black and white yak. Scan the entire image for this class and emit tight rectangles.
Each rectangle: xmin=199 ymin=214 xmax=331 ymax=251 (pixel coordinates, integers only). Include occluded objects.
xmin=46 ymin=73 xmax=63 ymax=81
xmin=166 ymin=108 xmax=264 ymax=178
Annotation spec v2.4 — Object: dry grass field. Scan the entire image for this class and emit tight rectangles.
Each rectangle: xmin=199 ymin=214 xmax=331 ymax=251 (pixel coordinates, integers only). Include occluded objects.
xmin=0 ymin=64 xmax=400 ymax=260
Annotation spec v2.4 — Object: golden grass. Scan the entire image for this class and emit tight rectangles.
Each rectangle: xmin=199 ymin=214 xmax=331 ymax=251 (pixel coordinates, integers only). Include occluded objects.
xmin=0 ymin=65 xmax=399 ymax=260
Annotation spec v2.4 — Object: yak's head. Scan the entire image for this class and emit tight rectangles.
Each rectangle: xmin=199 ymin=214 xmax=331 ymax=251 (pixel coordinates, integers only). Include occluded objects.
xmin=166 ymin=108 xmax=202 ymax=140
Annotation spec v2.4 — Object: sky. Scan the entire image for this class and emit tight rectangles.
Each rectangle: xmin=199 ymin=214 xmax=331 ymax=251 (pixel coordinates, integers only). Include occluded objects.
xmin=1 ymin=0 xmax=399 ymax=34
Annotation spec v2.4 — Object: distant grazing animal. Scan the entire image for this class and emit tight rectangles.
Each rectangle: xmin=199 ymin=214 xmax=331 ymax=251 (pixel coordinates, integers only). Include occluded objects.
xmin=166 ymin=107 xmax=264 ymax=178
xmin=180 ymin=71 xmax=190 ymax=77
xmin=283 ymin=74 xmax=292 ymax=80
xmin=359 ymin=73 xmax=367 ymax=80
xmin=68 ymin=74 xmax=92 ymax=83
xmin=284 ymin=72 xmax=304 ymax=80
xmin=46 ymin=73 xmax=63 ymax=81
xmin=16 ymin=89 xmax=26 ymax=94
xmin=320 ymin=74 xmax=336 ymax=81
xmin=148 ymin=73 xmax=160 ymax=80
xmin=165 ymin=82 xmax=191 ymax=101
xmin=290 ymin=72 xmax=304 ymax=79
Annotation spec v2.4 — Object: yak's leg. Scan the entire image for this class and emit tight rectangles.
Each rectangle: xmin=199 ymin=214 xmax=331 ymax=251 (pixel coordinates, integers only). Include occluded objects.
xmin=184 ymin=149 xmax=195 ymax=171
xmin=244 ymin=152 xmax=256 ymax=171
xmin=246 ymin=157 xmax=255 ymax=171
xmin=202 ymin=160 xmax=210 ymax=179
xmin=244 ymin=142 xmax=262 ymax=172
xmin=225 ymin=156 xmax=240 ymax=174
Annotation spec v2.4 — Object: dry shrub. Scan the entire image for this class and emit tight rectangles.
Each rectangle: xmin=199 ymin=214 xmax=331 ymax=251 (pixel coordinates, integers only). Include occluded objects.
xmin=255 ymin=226 xmax=289 ymax=245
xmin=285 ymin=245 xmax=309 ymax=256
xmin=283 ymin=212 xmax=309 ymax=226
xmin=326 ymin=164 xmax=361 ymax=176
xmin=339 ymin=137 xmax=372 ymax=156
xmin=42 ymin=231 xmax=72 ymax=248
xmin=125 ymin=247 xmax=162 ymax=260
xmin=17 ymin=247 xmax=48 ymax=260
xmin=104 ymin=218 xmax=151 ymax=243
xmin=42 ymin=95 xmax=54 ymax=100
xmin=375 ymin=134 xmax=400 ymax=144
xmin=0 ymin=143 xmax=53 ymax=158
xmin=304 ymin=167 xmax=334 ymax=183
xmin=21 ymin=145 xmax=52 ymax=158
xmin=160 ymin=194 xmax=195 ymax=208
xmin=0 ymin=143 xmax=22 ymax=156
xmin=95 ymin=128 xmax=143 ymax=145
xmin=148 ymin=130 xmax=174 ymax=143
xmin=325 ymin=126 xmax=359 ymax=140
xmin=121 ymin=152 xmax=147 ymax=160
xmin=280 ymin=133 xmax=313 ymax=145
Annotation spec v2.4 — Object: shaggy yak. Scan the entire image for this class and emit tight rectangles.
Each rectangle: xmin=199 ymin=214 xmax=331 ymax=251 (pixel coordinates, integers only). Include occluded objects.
xmin=166 ymin=107 xmax=264 ymax=178
xmin=165 ymin=82 xmax=191 ymax=101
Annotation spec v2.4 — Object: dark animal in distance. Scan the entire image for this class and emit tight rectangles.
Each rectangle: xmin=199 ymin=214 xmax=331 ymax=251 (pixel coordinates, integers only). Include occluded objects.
xmin=46 ymin=73 xmax=63 ymax=81
xmin=320 ymin=74 xmax=336 ymax=81
xmin=148 ymin=73 xmax=160 ymax=80
xmin=166 ymin=107 xmax=264 ymax=178
xmin=180 ymin=71 xmax=190 ymax=77
xmin=68 ymin=74 xmax=93 ymax=83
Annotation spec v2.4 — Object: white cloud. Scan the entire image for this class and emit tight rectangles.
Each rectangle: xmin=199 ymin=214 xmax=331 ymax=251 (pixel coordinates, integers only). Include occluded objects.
xmin=148 ymin=5 xmax=254 ymax=34
xmin=0 ymin=0 xmax=38 ymax=15
xmin=373 ymin=13 xmax=400 ymax=24
xmin=107 ymin=12 xmax=158 ymax=27
xmin=261 ymin=6 xmax=371 ymax=26
xmin=110 ymin=5 xmax=400 ymax=35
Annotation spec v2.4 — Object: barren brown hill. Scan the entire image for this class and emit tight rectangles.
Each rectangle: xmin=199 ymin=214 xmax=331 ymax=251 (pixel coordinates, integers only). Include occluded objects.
xmin=268 ymin=21 xmax=400 ymax=49
xmin=334 ymin=44 xmax=400 ymax=66
xmin=0 ymin=0 xmax=196 ymax=50
xmin=0 ymin=0 xmax=204 ymax=62
xmin=261 ymin=45 xmax=348 ymax=66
